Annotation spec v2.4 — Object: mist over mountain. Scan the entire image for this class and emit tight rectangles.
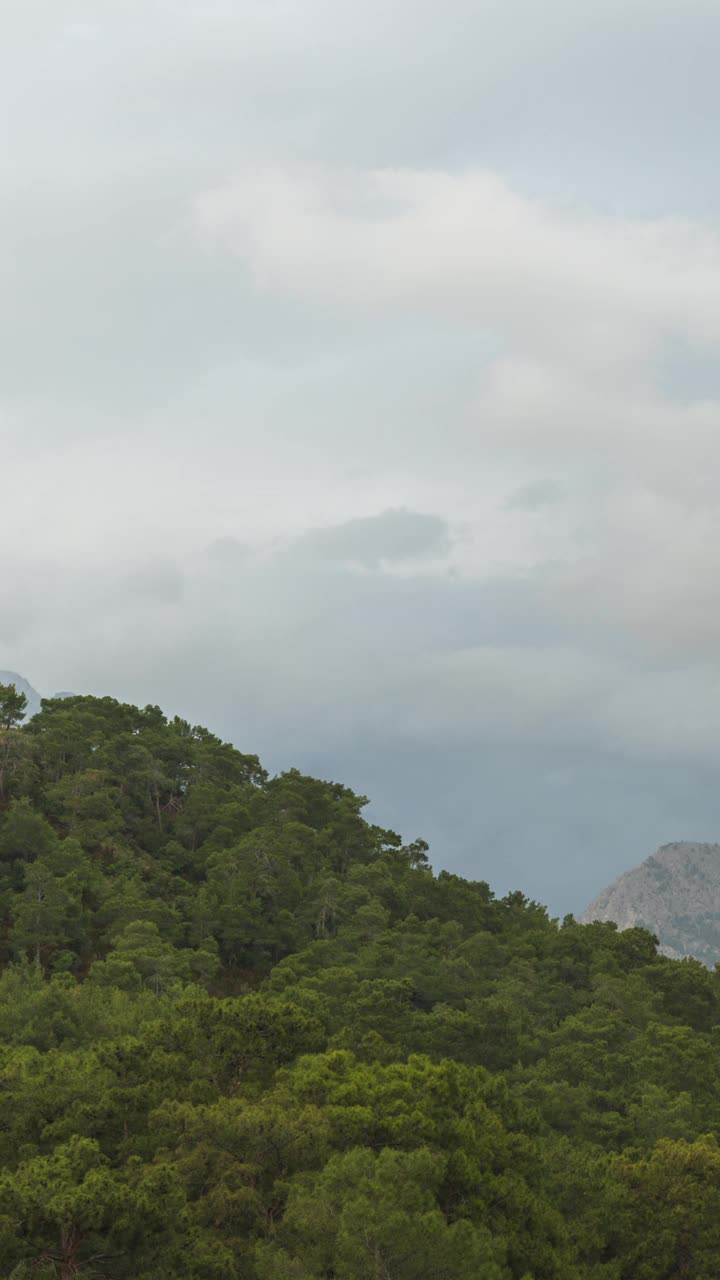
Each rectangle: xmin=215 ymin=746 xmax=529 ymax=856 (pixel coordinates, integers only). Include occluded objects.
xmin=0 ymin=673 xmax=42 ymax=720
xmin=0 ymin=674 xmax=76 ymax=722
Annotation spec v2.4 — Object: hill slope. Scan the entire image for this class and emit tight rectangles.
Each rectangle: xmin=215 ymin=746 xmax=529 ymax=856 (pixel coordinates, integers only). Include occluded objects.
xmin=579 ymin=840 xmax=720 ymax=965
xmin=1 ymin=694 xmax=720 ymax=1276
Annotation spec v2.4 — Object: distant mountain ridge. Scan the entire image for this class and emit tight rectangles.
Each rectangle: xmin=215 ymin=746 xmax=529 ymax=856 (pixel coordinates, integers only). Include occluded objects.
xmin=0 ymin=673 xmax=74 ymax=721
xmin=0 ymin=673 xmax=42 ymax=720
xmin=579 ymin=841 xmax=720 ymax=967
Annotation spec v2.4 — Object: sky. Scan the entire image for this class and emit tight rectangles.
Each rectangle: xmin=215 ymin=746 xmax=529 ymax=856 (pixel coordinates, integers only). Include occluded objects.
xmin=3 ymin=0 xmax=720 ymax=915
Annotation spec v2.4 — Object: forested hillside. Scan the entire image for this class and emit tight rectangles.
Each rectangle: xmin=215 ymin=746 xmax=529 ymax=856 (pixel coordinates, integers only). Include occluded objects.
xmin=0 ymin=685 xmax=719 ymax=1278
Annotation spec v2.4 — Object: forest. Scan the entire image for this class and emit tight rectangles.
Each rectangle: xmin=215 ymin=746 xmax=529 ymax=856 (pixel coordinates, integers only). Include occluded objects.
xmin=0 ymin=682 xmax=718 ymax=1278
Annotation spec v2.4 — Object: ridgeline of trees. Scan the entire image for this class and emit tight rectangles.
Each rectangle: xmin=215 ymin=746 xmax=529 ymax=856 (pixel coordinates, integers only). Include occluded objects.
xmin=0 ymin=682 xmax=719 ymax=1277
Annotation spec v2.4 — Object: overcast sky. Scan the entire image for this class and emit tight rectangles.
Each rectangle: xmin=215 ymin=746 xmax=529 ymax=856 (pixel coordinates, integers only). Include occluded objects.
xmin=3 ymin=0 xmax=720 ymax=914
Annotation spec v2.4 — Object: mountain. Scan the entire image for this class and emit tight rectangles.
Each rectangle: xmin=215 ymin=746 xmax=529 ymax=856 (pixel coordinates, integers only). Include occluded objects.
xmin=579 ymin=840 xmax=720 ymax=966
xmin=0 ymin=674 xmax=76 ymax=721
xmin=0 ymin=671 xmax=42 ymax=719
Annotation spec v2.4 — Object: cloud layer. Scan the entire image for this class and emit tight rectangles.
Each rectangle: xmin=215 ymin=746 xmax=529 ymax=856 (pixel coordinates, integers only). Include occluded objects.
xmin=3 ymin=1 xmax=720 ymax=911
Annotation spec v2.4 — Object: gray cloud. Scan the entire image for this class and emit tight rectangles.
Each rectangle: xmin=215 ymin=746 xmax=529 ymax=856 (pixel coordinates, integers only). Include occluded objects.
xmin=119 ymin=560 xmax=187 ymax=605
xmin=504 ymin=480 xmax=566 ymax=511
xmin=2 ymin=0 xmax=720 ymax=914
xmin=9 ymin=530 xmax=720 ymax=912
xmin=295 ymin=509 xmax=450 ymax=567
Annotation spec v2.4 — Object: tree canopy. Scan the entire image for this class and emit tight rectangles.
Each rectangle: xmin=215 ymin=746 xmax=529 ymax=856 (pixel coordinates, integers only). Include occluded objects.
xmin=0 ymin=691 xmax=716 ymax=1277
xmin=0 ymin=681 xmax=28 ymax=731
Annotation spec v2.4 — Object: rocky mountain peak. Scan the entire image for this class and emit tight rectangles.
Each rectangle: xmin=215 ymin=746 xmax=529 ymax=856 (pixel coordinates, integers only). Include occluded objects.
xmin=579 ymin=841 xmax=720 ymax=966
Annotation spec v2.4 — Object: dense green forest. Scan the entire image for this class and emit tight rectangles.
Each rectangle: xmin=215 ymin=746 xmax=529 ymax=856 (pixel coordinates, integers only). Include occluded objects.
xmin=0 ymin=683 xmax=719 ymax=1278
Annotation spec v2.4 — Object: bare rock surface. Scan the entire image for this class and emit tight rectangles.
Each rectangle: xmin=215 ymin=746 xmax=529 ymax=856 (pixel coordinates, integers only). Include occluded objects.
xmin=579 ymin=841 xmax=720 ymax=966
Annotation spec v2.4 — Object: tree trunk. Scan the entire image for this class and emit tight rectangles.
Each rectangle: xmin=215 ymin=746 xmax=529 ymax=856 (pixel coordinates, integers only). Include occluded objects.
xmin=60 ymin=1224 xmax=83 ymax=1279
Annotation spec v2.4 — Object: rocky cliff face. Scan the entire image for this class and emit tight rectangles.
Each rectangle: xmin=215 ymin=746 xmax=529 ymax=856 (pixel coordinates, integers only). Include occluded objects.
xmin=579 ymin=841 xmax=720 ymax=967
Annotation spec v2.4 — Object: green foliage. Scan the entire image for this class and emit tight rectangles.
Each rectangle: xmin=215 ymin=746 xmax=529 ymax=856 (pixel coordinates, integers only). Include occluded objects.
xmin=256 ymin=1147 xmax=508 ymax=1280
xmin=0 ymin=683 xmax=28 ymax=731
xmin=0 ymin=691 xmax=719 ymax=1275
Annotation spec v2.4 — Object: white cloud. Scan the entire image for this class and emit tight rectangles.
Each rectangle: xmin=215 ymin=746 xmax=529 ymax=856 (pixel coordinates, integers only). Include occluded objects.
xmin=190 ymin=167 xmax=720 ymax=668
xmin=194 ymin=168 xmax=720 ymax=369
